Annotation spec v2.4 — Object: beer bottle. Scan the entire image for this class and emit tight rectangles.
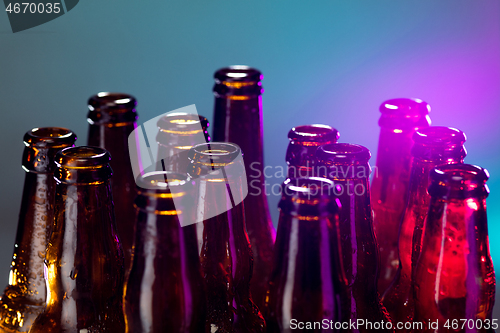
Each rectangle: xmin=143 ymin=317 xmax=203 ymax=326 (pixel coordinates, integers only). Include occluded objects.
xmin=87 ymin=92 xmax=138 ymax=268
xmin=285 ymin=124 xmax=340 ymax=178
xmin=317 ymin=143 xmax=393 ymax=332
xmin=156 ymin=112 xmax=210 ymax=173
xmin=266 ymin=178 xmax=341 ymax=333
xmin=414 ymin=164 xmax=495 ymax=332
xmin=371 ymin=98 xmax=431 ymax=293
xmin=212 ymin=66 xmax=275 ymax=311
xmin=123 ymin=171 xmax=206 ymax=333
xmin=0 ymin=128 xmax=76 ymax=332
xmin=188 ymin=142 xmax=266 ymax=333
xmin=29 ymin=146 xmax=125 ymax=332
xmin=382 ymin=127 xmax=466 ymax=327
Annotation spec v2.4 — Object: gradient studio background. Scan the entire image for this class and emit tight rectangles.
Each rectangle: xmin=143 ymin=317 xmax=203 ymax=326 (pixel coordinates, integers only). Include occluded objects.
xmin=1 ymin=0 xmax=499 ymax=319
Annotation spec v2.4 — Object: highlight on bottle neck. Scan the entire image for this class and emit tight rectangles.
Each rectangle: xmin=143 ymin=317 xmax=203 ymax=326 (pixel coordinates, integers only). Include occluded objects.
xmin=379 ymin=98 xmax=431 ymax=131
xmin=412 ymin=126 xmax=467 ymax=162
xmin=135 ymin=171 xmax=191 ymax=215
xmin=213 ymin=65 xmax=263 ymax=99
xmin=279 ymin=177 xmax=341 ymax=219
xmin=156 ymin=112 xmax=210 ymax=147
xmin=316 ymin=143 xmax=371 ymax=179
xmin=288 ymin=124 xmax=340 ymax=147
xmin=22 ymin=127 xmax=77 ymax=173
xmin=54 ymin=146 xmax=113 ymax=185
xmin=87 ymin=92 xmax=138 ymax=126
xmin=428 ymin=164 xmax=489 ymax=200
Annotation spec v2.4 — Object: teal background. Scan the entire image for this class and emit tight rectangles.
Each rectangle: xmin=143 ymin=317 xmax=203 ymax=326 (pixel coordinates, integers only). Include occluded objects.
xmin=1 ymin=0 xmax=499 ymax=320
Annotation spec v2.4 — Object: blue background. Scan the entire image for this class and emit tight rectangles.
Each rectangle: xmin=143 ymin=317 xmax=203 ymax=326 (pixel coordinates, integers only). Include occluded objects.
xmin=1 ymin=0 xmax=499 ymax=319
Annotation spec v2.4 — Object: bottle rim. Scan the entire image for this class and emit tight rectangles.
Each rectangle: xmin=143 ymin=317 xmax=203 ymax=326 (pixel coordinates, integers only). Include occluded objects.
xmin=413 ymin=126 xmax=466 ymax=145
xmin=429 ymin=164 xmax=489 ymax=199
xmin=189 ymin=142 xmax=241 ymax=165
xmin=55 ymin=146 xmax=111 ymax=168
xmin=24 ymin=127 xmax=77 ymax=148
xmin=136 ymin=171 xmax=190 ymax=194
xmin=88 ymin=92 xmax=137 ymax=111
xmin=157 ymin=113 xmax=210 ymax=136
xmin=214 ymin=65 xmax=263 ymax=83
xmin=379 ymin=98 xmax=431 ymax=129
xmin=288 ymin=124 xmax=340 ymax=145
xmin=316 ymin=143 xmax=371 ymax=164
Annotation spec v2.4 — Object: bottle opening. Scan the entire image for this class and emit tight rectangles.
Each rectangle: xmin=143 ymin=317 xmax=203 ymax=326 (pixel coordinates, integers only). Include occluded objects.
xmin=213 ymin=66 xmax=263 ymax=97
xmin=189 ymin=142 xmax=241 ymax=165
xmin=316 ymin=143 xmax=371 ymax=164
xmin=88 ymin=92 xmax=137 ymax=111
xmin=288 ymin=124 xmax=340 ymax=145
xmin=157 ymin=113 xmax=209 ymax=137
xmin=24 ymin=127 xmax=77 ymax=148
xmin=214 ymin=66 xmax=263 ymax=83
xmin=413 ymin=126 xmax=466 ymax=145
xmin=379 ymin=98 xmax=431 ymax=130
xmin=55 ymin=146 xmax=111 ymax=168
xmin=429 ymin=164 xmax=489 ymax=199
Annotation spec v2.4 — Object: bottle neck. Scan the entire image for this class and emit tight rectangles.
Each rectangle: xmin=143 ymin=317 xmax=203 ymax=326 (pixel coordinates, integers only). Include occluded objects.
xmin=212 ymin=95 xmax=264 ymax=180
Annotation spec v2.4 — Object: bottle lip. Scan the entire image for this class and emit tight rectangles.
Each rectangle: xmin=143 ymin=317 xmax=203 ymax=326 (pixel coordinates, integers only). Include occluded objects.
xmin=188 ymin=142 xmax=241 ymax=165
xmin=157 ymin=113 xmax=210 ymax=135
xmin=136 ymin=171 xmax=191 ymax=194
xmin=214 ymin=65 xmax=263 ymax=83
xmin=413 ymin=126 xmax=466 ymax=145
xmin=88 ymin=92 xmax=137 ymax=111
xmin=282 ymin=177 xmax=335 ymax=198
xmin=429 ymin=164 xmax=489 ymax=199
xmin=379 ymin=98 xmax=431 ymax=129
xmin=288 ymin=124 xmax=340 ymax=145
xmin=55 ymin=146 xmax=111 ymax=168
xmin=316 ymin=143 xmax=371 ymax=164
xmin=24 ymin=127 xmax=77 ymax=148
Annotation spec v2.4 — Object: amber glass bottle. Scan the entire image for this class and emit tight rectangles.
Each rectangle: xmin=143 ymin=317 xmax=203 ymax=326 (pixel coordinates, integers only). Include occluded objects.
xmin=123 ymin=171 xmax=206 ymax=333
xmin=414 ymin=164 xmax=495 ymax=332
xmin=156 ymin=112 xmax=210 ymax=173
xmin=0 ymin=128 xmax=76 ymax=333
xmin=212 ymin=66 xmax=275 ymax=311
xmin=317 ymin=143 xmax=393 ymax=333
xmin=266 ymin=178 xmax=341 ymax=333
xmin=285 ymin=124 xmax=340 ymax=178
xmin=188 ymin=142 xmax=265 ymax=333
xmin=382 ymin=127 xmax=466 ymax=328
xmin=371 ymin=98 xmax=431 ymax=293
xmin=87 ymin=92 xmax=138 ymax=268
xmin=29 ymin=147 xmax=125 ymax=333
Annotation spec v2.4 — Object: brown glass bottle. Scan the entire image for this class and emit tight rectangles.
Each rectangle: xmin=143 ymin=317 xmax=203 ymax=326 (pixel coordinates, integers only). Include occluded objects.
xmin=266 ymin=178 xmax=341 ymax=333
xmin=414 ymin=164 xmax=495 ymax=333
xmin=317 ymin=143 xmax=393 ymax=333
xmin=371 ymin=98 xmax=431 ymax=294
xmin=123 ymin=171 xmax=206 ymax=333
xmin=212 ymin=66 xmax=276 ymax=311
xmin=188 ymin=142 xmax=265 ymax=333
xmin=87 ymin=92 xmax=138 ymax=269
xmin=156 ymin=113 xmax=210 ymax=173
xmin=382 ymin=127 xmax=466 ymax=328
xmin=285 ymin=124 xmax=340 ymax=178
xmin=29 ymin=147 xmax=125 ymax=333
xmin=0 ymin=128 xmax=76 ymax=333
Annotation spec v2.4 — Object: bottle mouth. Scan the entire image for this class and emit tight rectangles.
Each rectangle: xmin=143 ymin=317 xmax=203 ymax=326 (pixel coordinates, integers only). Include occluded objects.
xmin=413 ymin=126 xmax=466 ymax=145
xmin=55 ymin=146 xmax=111 ymax=168
xmin=24 ymin=127 xmax=77 ymax=148
xmin=88 ymin=92 xmax=136 ymax=111
xmin=157 ymin=113 xmax=210 ymax=136
xmin=316 ymin=143 xmax=371 ymax=164
xmin=288 ymin=124 xmax=340 ymax=146
xmin=429 ymin=164 xmax=489 ymax=199
xmin=279 ymin=177 xmax=341 ymax=216
xmin=379 ymin=98 xmax=431 ymax=130
xmin=136 ymin=171 xmax=190 ymax=194
xmin=213 ymin=66 xmax=263 ymax=97
xmin=189 ymin=142 xmax=241 ymax=165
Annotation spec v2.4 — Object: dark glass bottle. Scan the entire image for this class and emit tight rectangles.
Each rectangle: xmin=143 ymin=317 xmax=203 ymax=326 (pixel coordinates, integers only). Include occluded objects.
xmin=155 ymin=112 xmax=210 ymax=173
xmin=87 ymin=92 xmax=138 ymax=269
xmin=123 ymin=171 xmax=206 ymax=333
xmin=0 ymin=128 xmax=76 ymax=333
xmin=212 ymin=66 xmax=275 ymax=311
xmin=266 ymin=178 xmax=341 ymax=333
xmin=414 ymin=164 xmax=495 ymax=332
xmin=29 ymin=147 xmax=125 ymax=333
xmin=371 ymin=98 xmax=431 ymax=293
xmin=382 ymin=127 xmax=466 ymax=327
xmin=317 ymin=143 xmax=393 ymax=333
xmin=285 ymin=124 xmax=340 ymax=178
xmin=188 ymin=142 xmax=265 ymax=333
